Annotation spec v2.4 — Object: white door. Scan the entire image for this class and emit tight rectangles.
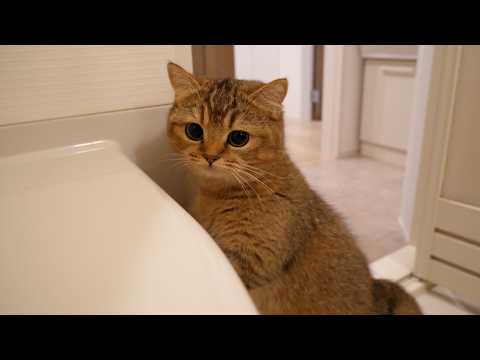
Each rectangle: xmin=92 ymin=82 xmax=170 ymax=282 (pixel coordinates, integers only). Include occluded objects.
xmin=413 ymin=46 xmax=480 ymax=304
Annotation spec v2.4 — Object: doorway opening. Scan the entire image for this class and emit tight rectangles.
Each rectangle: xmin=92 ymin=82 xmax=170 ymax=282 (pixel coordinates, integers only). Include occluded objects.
xmin=311 ymin=45 xmax=324 ymax=121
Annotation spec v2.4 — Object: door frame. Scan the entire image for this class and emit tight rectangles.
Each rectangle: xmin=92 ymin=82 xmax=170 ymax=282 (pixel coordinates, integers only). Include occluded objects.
xmin=409 ymin=46 xmax=463 ymax=278
xmin=311 ymin=45 xmax=324 ymax=120
xmin=191 ymin=45 xmax=235 ymax=79
xmin=320 ymin=45 xmax=344 ymax=160
xmin=320 ymin=45 xmax=363 ymax=160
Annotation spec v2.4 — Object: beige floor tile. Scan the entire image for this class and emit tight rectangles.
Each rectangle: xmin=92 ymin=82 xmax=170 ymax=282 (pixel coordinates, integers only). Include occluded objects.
xmin=284 ymin=121 xmax=408 ymax=262
xmin=370 ymin=246 xmax=416 ymax=281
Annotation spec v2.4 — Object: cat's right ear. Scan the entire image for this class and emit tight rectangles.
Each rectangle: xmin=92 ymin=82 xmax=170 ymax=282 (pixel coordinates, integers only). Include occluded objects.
xmin=248 ymin=78 xmax=288 ymax=115
xmin=167 ymin=62 xmax=202 ymax=102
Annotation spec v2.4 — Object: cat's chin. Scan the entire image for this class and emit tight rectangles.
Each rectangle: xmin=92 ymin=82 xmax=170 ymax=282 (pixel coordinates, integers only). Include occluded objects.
xmin=192 ymin=165 xmax=229 ymax=180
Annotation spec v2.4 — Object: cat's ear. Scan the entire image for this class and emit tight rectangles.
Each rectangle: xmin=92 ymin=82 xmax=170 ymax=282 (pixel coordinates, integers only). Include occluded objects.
xmin=167 ymin=62 xmax=203 ymax=102
xmin=248 ymin=78 xmax=288 ymax=113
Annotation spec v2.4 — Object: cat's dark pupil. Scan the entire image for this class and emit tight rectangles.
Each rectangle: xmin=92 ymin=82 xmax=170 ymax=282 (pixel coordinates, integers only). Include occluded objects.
xmin=229 ymin=131 xmax=249 ymax=147
xmin=186 ymin=123 xmax=203 ymax=141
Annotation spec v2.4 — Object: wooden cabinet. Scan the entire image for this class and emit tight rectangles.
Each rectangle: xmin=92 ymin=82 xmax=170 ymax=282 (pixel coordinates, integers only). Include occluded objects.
xmin=360 ymin=59 xmax=416 ymax=167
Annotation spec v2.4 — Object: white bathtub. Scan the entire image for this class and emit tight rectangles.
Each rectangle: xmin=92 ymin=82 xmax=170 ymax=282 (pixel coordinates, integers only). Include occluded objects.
xmin=0 ymin=140 xmax=257 ymax=314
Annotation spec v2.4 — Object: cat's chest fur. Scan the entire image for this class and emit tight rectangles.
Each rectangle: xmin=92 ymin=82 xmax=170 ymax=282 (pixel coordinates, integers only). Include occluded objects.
xmin=190 ymin=192 xmax=266 ymax=242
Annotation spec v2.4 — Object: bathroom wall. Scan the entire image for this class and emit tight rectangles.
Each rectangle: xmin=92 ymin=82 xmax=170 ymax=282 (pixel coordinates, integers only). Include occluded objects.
xmin=234 ymin=45 xmax=313 ymax=121
xmin=0 ymin=46 xmax=191 ymax=126
xmin=0 ymin=45 xmax=194 ymax=208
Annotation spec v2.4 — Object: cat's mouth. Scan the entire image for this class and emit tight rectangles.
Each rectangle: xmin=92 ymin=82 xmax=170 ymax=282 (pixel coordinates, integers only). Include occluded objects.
xmin=192 ymin=162 xmax=226 ymax=178
xmin=187 ymin=155 xmax=239 ymax=182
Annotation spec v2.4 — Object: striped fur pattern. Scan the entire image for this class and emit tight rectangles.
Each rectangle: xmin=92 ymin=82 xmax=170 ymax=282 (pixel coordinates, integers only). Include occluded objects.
xmin=166 ymin=63 xmax=422 ymax=315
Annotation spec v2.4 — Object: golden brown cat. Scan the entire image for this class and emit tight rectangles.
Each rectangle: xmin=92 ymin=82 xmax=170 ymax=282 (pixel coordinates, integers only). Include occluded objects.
xmin=166 ymin=62 xmax=422 ymax=315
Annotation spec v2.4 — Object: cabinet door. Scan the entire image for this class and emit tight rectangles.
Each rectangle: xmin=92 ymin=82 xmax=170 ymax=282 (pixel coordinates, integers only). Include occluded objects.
xmin=413 ymin=46 xmax=480 ymax=304
xmin=360 ymin=59 xmax=416 ymax=151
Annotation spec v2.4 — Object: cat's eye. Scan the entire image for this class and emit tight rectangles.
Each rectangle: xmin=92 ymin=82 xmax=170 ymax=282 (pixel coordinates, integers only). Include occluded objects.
xmin=228 ymin=131 xmax=250 ymax=147
xmin=185 ymin=123 xmax=203 ymax=141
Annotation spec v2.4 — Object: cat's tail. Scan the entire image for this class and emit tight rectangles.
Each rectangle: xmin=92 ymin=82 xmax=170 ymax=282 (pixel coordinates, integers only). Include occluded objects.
xmin=373 ymin=279 xmax=423 ymax=315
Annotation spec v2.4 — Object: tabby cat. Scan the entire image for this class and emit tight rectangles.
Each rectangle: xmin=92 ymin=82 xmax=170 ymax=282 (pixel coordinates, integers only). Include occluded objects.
xmin=166 ymin=62 xmax=422 ymax=315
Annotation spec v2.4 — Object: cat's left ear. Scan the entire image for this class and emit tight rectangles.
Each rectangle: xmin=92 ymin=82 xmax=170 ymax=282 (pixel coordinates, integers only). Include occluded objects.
xmin=167 ymin=62 xmax=203 ymax=102
xmin=248 ymin=78 xmax=288 ymax=114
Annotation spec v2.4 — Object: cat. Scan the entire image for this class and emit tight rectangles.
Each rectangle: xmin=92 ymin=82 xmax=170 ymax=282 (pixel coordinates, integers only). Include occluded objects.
xmin=166 ymin=62 xmax=422 ymax=315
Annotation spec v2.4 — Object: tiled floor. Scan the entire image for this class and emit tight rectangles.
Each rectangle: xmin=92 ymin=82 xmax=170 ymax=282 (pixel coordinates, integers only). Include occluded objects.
xmin=283 ymin=120 xmax=477 ymax=314
xmin=413 ymin=286 xmax=477 ymax=315
xmin=284 ymin=120 xmax=408 ymax=262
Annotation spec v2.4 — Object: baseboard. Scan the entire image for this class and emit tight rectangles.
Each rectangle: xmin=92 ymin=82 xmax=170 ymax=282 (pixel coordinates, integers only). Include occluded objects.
xmin=360 ymin=142 xmax=406 ymax=168
xmin=338 ymin=149 xmax=359 ymax=158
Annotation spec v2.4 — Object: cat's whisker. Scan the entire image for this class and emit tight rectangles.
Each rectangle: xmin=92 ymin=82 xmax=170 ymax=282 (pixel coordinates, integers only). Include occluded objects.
xmin=233 ymin=164 xmax=265 ymax=178
xmin=157 ymin=153 xmax=184 ymax=160
xmin=166 ymin=157 xmax=187 ymax=165
xmin=225 ymin=163 xmax=266 ymax=187
xmin=160 ymin=155 xmax=204 ymax=171
xmin=158 ymin=154 xmax=191 ymax=167
xmin=233 ymin=167 xmax=276 ymax=195
xmin=246 ymin=166 xmax=288 ymax=180
xmin=158 ymin=157 xmax=188 ymax=163
xmin=169 ymin=158 xmax=192 ymax=171
xmin=227 ymin=164 xmax=270 ymax=184
xmin=234 ymin=163 xmax=287 ymax=180
xmin=228 ymin=168 xmax=250 ymax=200
xmin=231 ymin=168 xmax=264 ymax=207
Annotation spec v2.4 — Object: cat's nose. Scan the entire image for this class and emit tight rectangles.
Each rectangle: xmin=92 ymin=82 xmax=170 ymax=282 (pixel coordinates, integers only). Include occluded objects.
xmin=203 ymin=154 xmax=220 ymax=166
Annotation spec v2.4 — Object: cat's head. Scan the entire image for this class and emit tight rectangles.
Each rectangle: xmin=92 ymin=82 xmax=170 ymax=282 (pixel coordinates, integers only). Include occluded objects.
xmin=166 ymin=62 xmax=288 ymax=185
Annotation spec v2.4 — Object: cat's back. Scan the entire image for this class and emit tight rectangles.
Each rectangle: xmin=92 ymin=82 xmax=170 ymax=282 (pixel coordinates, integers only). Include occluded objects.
xmin=249 ymin=166 xmax=378 ymax=314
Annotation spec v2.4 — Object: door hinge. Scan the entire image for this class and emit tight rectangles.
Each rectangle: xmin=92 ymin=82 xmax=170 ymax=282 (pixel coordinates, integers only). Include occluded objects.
xmin=311 ymin=89 xmax=321 ymax=104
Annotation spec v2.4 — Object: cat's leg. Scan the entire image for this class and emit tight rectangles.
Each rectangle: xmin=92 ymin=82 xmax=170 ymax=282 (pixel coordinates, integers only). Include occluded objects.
xmin=218 ymin=236 xmax=289 ymax=290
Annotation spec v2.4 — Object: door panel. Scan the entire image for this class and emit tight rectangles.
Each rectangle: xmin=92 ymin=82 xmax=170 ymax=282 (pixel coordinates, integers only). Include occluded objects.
xmin=441 ymin=47 xmax=480 ymax=208
xmin=413 ymin=46 xmax=480 ymax=304
xmin=435 ymin=199 xmax=480 ymax=243
xmin=430 ymin=259 xmax=480 ymax=301
xmin=432 ymin=232 xmax=480 ymax=274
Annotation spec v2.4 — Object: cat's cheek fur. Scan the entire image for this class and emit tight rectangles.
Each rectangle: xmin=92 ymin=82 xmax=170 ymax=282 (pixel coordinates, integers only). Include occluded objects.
xmin=256 ymin=149 xmax=277 ymax=162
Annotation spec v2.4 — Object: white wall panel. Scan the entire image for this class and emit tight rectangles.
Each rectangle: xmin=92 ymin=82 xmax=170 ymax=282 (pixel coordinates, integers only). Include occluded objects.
xmin=0 ymin=45 xmax=192 ymax=125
